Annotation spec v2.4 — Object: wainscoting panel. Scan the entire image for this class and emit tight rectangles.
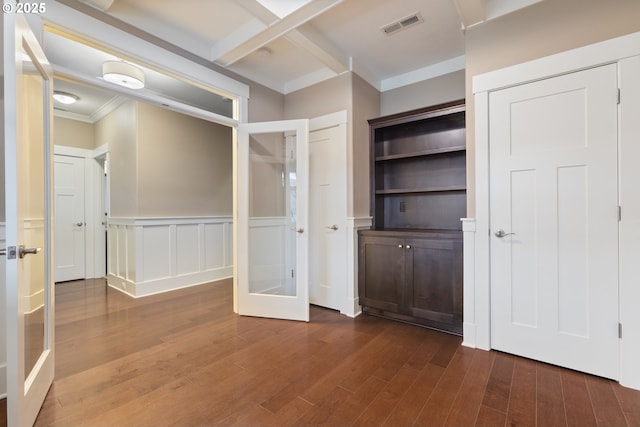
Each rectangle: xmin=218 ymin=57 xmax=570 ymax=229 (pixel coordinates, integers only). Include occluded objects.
xmin=108 ymin=217 xmax=233 ymax=297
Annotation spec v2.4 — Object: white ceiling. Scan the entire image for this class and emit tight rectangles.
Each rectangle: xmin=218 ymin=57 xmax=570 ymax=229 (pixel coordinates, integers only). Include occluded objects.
xmin=46 ymin=0 xmax=541 ymax=121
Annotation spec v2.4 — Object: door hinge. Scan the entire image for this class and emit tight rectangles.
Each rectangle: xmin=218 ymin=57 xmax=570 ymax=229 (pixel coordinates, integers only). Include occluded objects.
xmin=619 ymin=322 xmax=623 ymax=339
xmin=618 ymin=206 xmax=622 ymax=221
xmin=617 ymin=88 xmax=621 ymax=105
xmin=291 ymin=269 xmax=294 ymax=278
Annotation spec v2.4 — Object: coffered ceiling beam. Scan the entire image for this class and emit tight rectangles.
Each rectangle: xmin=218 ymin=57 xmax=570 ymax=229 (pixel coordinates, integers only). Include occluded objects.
xmin=216 ymin=0 xmax=345 ymax=68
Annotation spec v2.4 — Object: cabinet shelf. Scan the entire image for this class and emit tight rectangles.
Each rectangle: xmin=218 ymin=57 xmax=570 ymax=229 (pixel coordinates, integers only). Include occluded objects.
xmin=375 ymin=145 xmax=466 ymax=162
xmin=375 ymin=185 xmax=466 ymax=195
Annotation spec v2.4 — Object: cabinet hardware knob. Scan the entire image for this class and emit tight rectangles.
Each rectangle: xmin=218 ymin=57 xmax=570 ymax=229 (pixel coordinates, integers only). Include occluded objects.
xmin=406 ymin=245 xmax=411 ymax=249
xmin=325 ymin=224 xmax=338 ymax=231
xmin=398 ymin=244 xmax=404 ymax=248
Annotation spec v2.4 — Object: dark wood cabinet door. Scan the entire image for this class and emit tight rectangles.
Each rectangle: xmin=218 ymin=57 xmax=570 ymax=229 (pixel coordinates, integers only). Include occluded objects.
xmin=406 ymin=237 xmax=463 ymax=333
xmin=358 ymin=235 xmax=404 ymax=312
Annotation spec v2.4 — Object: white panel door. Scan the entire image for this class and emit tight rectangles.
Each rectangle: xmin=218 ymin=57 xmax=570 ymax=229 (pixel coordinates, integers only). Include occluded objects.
xmin=489 ymin=64 xmax=619 ymax=379
xmin=309 ymin=124 xmax=347 ymax=311
xmin=3 ymin=14 xmax=56 ymax=427
xmin=237 ymin=120 xmax=309 ymax=321
xmin=54 ymin=155 xmax=85 ymax=282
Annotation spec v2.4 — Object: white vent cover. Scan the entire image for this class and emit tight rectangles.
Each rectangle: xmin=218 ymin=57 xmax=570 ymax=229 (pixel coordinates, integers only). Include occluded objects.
xmin=381 ymin=12 xmax=424 ymax=36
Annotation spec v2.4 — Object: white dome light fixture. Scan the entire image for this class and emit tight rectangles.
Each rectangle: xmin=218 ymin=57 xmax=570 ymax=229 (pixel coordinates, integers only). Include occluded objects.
xmin=102 ymin=60 xmax=145 ymax=90
xmin=53 ymin=91 xmax=79 ymax=105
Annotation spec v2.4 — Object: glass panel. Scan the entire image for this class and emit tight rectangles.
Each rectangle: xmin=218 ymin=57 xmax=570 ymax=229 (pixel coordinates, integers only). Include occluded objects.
xmin=248 ymin=131 xmax=297 ymax=296
xmin=21 ymin=50 xmax=47 ymax=380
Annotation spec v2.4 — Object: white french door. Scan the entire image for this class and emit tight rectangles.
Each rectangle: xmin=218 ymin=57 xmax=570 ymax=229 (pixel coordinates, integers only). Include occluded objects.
xmin=236 ymin=120 xmax=309 ymax=321
xmin=489 ymin=64 xmax=619 ymax=379
xmin=3 ymin=14 xmax=55 ymax=427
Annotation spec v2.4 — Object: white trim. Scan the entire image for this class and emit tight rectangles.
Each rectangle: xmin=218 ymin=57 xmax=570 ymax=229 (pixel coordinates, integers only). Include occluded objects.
xmin=309 ymin=110 xmax=348 ymax=131
xmin=381 ymin=55 xmax=466 ymax=92
xmin=461 ymin=218 xmax=477 ymax=348
xmin=618 ymin=55 xmax=640 ymax=390
xmin=473 ymin=31 xmax=640 ymax=93
xmin=472 ymin=30 xmax=640 ymax=389
xmin=345 ymin=216 xmax=372 ymax=317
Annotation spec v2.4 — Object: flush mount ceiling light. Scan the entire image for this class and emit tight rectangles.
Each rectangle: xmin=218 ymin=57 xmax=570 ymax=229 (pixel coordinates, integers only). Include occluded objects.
xmin=53 ymin=91 xmax=79 ymax=105
xmin=102 ymin=60 xmax=145 ymax=89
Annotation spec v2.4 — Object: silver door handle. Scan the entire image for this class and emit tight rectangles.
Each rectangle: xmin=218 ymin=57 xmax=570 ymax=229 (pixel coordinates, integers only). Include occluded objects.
xmin=0 ymin=248 xmax=5 ymax=256
xmin=19 ymin=245 xmax=41 ymax=258
xmin=325 ymin=224 xmax=338 ymax=231
xmin=494 ymin=229 xmax=515 ymax=238
xmin=296 ymin=227 xmax=304 ymax=234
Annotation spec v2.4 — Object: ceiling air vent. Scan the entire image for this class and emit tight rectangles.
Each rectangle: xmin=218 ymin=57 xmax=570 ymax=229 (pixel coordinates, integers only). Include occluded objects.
xmin=381 ymin=12 xmax=424 ymax=36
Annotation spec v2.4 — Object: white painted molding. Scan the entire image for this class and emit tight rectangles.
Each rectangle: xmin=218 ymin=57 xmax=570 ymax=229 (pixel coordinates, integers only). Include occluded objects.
xmin=381 ymin=55 xmax=466 ymax=92
xmin=309 ymin=109 xmax=347 ymax=131
xmin=461 ymin=218 xmax=477 ymax=348
xmin=345 ymin=216 xmax=372 ymax=317
xmin=618 ymin=55 xmax=640 ymax=391
xmin=107 ymin=217 xmax=233 ymax=297
xmin=473 ymin=31 xmax=640 ymax=93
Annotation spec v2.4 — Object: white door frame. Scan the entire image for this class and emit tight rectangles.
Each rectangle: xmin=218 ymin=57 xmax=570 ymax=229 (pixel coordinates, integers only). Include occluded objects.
xmin=53 ymin=145 xmax=108 ymax=280
xmin=469 ymin=31 xmax=640 ymax=389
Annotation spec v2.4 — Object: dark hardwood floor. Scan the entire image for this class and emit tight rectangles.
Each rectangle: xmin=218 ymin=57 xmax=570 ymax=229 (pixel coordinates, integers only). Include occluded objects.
xmin=16 ymin=278 xmax=638 ymax=426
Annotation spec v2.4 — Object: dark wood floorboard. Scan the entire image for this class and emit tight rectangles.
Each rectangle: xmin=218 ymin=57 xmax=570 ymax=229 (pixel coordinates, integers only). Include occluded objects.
xmin=8 ymin=277 xmax=635 ymax=427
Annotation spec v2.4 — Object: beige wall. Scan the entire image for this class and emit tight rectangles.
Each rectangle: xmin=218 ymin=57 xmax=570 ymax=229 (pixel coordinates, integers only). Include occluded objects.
xmin=96 ymin=100 xmax=138 ymax=217
xmin=136 ymin=102 xmax=232 ymax=217
xmin=284 ymin=73 xmax=352 ymax=120
xmin=465 ymin=0 xmax=640 ymax=215
xmin=381 ymin=70 xmax=465 ymax=116
xmin=248 ymin=84 xmax=285 ymax=122
xmin=284 ymin=72 xmax=379 ymax=217
xmin=53 ymin=116 xmax=95 ymax=149
xmin=351 ymin=73 xmax=380 ymax=217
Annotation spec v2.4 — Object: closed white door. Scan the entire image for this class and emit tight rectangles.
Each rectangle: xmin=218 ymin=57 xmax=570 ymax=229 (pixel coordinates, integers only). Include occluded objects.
xmin=489 ymin=64 xmax=619 ymax=379
xmin=54 ymin=155 xmax=86 ymax=282
xmin=237 ymin=119 xmax=310 ymax=321
xmin=309 ymin=124 xmax=347 ymax=311
xmin=3 ymin=14 xmax=56 ymax=427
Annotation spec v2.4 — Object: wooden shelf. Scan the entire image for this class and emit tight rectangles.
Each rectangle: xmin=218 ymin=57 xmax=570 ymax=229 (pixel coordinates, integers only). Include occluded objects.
xmin=375 ymin=185 xmax=466 ymax=195
xmin=375 ymin=145 xmax=466 ymax=162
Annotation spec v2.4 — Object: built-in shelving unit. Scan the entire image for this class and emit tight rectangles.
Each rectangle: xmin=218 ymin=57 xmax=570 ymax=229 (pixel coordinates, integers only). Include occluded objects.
xmin=359 ymin=100 xmax=466 ymax=335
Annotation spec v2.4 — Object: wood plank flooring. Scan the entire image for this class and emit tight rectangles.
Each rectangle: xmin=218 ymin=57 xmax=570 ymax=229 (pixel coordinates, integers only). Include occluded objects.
xmin=12 ymin=278 xmax=637 ymax=426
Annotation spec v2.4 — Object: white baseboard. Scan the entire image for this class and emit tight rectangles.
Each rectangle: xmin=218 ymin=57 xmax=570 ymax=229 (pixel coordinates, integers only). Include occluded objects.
xmin=108 ymin=267 xmax=232 ymax=298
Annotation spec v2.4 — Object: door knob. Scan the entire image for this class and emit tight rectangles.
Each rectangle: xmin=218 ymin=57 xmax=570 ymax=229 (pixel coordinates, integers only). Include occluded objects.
xmin=19 ymin=245 xmax=41 ymax=258
xmin=75 ymin=222 xmax=84 ymax=227
xmin=296 ymin=227 xmax=304 ymax=234
xmin=494 ymin=229 xmax=515 ymax=238
xmin=325 ymin=224 xmax=338 ymax=231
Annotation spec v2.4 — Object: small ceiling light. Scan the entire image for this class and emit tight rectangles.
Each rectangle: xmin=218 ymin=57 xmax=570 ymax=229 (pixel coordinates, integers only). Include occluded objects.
xmin=102 ymin=60 xmax=145 ymax=90
xmin=53 ymin=91 xmax=79 ymax=105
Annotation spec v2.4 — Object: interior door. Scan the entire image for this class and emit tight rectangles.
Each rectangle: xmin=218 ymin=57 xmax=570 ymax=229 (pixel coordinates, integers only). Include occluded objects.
xmin=3 ymin=14 xmax=55 ymax=427
xmin=54 ymin=155 xmax=85 ymax=282
xmin=489 ymin=64 xmax=619 ymax=379
xmin=308 ymin=124 xmax=347 ymax=311
xmin=237 ymin=120 xmax=309 ymax=321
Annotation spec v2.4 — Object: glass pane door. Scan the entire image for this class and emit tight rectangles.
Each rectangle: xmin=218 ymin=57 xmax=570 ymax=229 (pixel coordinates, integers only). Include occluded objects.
xmin=236 ymin=120 xmax=309 ymax=321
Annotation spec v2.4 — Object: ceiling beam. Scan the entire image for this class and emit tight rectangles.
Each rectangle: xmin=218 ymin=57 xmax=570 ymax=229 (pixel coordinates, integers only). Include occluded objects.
xmin=450 ymin=0 xmax=485 ymax=28
xmin=217 ymin=0 xmax=345 ymax=67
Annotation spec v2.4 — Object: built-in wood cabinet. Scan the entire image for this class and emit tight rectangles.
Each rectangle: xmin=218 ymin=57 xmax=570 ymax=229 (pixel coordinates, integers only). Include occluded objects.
xmin=359 ymin=100 xmax=465 ymax=335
